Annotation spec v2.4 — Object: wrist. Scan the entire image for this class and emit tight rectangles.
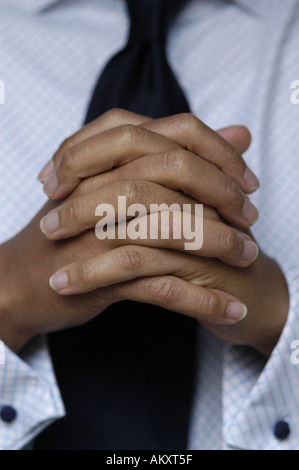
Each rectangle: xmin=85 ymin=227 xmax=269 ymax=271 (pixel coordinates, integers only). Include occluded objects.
xmin=252 ymin=254 xmax=289 ymax=357
xmin=0 ymin=240 xmax=34 ymax=353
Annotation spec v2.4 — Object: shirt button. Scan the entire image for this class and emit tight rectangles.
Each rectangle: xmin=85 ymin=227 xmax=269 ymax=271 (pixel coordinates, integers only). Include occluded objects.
xmin=0 ymin=406 xmax=17 ymax=423
xmin=274 ymin=420 xmax=290 ymax=440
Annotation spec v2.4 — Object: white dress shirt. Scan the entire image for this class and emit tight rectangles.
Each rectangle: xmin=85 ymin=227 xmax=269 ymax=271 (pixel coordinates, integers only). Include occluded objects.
xmin=0 ymin=0 xmax=299 ymax=450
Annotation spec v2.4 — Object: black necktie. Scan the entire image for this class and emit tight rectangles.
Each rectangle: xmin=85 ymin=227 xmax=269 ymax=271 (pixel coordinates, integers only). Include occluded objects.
xmin=36 ymin=0 xmax=197 ymax=450
xmin=85 ymin=0 xmax=190 ymax=120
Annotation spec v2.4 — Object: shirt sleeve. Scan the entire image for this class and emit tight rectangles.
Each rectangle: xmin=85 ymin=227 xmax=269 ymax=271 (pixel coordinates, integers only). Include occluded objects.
xmin=223 ymin=262 xmax=299 ymax=450
xmin=0 ymin=335 xmax=65 ymax=450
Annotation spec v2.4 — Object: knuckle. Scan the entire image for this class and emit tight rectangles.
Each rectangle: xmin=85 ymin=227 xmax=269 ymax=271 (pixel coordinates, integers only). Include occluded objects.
xmin=78 ymin=261 xmax=95 ymax=286
xmin=75 ymin=177 xmax=90 ymax=195
xmin=223 ymin=142 xmax=246 ymax=171
xmin=199 ymin=292 xmax=219 ymax=318
xmin=125 ymin=179 xmax=140 ymax=201
xmin=223 ymin=178 xmax=242 ymax=208
xmin=230 ymin=147 xmax=240 ymax=163
xmin=226 ymin=145 xmax=241 ymax=164
xmin=181 ymin=152 xmax=194 ymax=178
xmin=117 ymin=247 xmax=144 ymax=273
xmin=176 ymin=112 xmax=197 ymax=130
xmin=125 ymin=179 xmax=149 ymax=203
xmin=163 ymin=149 xmax=186 ymax=176
xmin=105 ymin=108 xmax=126 ymax=123
xmin=148 ymin=277 xmax=175 ymax=306
xmin=69 ymin=198 xmax=86 ymax=222
xmin=221 ymin=228 xmax=240 ymax=257
xmin=58 ymin=136 xmax=75 ymax=155
xmin=121 ymin=124 xmax=146 ymax=146
xmin=61 ymin=147 xmax=79 ymax=173
xmin=203 ymin=205 xmax=220 ymax=222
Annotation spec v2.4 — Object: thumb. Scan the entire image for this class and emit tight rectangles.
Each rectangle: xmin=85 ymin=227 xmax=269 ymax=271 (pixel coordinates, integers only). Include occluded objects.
xmin=217 ymin=125 xmax=251 ymax=155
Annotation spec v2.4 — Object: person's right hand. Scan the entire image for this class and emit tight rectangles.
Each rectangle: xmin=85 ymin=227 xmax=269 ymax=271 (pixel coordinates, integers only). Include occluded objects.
xmin=0 ymin=111 xmax=259 ymax=354
xmin=39 ymin=110 xmax=259 ymax=230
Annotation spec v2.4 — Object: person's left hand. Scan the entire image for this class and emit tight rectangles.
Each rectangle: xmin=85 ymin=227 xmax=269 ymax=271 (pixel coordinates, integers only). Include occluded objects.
xmin=37 ymin=110 xmax=289 ymax=357
xmin=42 ymin=224 xmax=288 ymax=357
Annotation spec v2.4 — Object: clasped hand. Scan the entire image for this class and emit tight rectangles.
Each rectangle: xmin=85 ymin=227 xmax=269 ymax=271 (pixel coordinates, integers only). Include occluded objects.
xmin=0 ymin=110 xmax=288 ymax=356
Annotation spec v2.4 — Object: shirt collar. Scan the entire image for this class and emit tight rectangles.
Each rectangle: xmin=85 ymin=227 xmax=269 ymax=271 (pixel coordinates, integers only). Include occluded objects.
xmin=233 ymin=0 xmax=268 ymax=16
xmin=9 ymin=0 xmax=61 ymax=13
xmin=10 ymin=0 xmax=268 ymax=15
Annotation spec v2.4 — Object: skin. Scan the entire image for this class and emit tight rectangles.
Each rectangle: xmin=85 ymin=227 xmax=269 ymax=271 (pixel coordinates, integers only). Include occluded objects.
xmin=0 ymin=110 xmax=288 ymax=357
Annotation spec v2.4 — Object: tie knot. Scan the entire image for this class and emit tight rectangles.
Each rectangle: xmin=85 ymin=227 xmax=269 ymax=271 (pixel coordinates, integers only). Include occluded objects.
xmin=126 ymin=0 xmax=186 ymax=44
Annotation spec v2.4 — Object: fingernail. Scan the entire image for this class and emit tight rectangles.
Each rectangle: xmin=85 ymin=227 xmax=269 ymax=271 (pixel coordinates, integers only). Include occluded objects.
xmin=38 ymin=160 xmax=54 ymax=182
xmin=242 ymin=198 xmax=259 ymax=225
xmin=40 ymin=212 xmax=59 ymax=235
xmin=226 ymin=302 xmax=248 ymax=322
xmin=244 ymin=168 xmax=260 ymax=191
xmin=242 ymin=240 xmax=259 ymax=263
xmin=44 ymin=172 xmax=59 ymax=196
xmin=49 ymin=272 xmax=68 ymax=291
